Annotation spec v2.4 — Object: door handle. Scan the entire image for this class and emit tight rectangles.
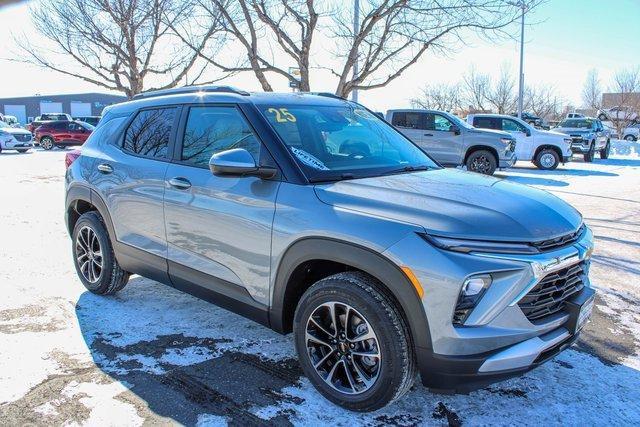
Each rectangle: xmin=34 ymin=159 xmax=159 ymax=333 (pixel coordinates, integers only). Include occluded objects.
xmin=168 ymin=177 xmax=192 ymax=190
xmin=97 ymin=164 xmax=113 ymax=174
xmin=424 ymin=133 xmax=433 ymax=137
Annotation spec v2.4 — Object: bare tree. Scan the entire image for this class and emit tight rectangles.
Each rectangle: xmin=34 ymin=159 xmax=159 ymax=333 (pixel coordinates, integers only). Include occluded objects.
xmin=485 ymin=65 xmax=517 ymax=114
xmin=581 ymin=68 xmax=602 ymax=112
xmin=605 ymin=67 xmax=640 ymax=135
xmin=183 ymin=0 xmax=319 ymax=91
xmin=330 ymin=0 xmax=542 ymax=98
xmin=462 ymin=65 xmax=491 ymax=111
xmin=17 ymin=0 xmax=219 ymax=98
xmin=411 ymin=83 xmax=462 ymax=112
xmin=524 ymin=85 xmax=565 ymax=122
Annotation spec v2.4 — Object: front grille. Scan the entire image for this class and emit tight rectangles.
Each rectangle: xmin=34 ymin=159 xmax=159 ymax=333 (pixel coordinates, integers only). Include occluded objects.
xmin=531 ymin=225 xmax=585 ymax=252
xmin=518 ymin=262 xmax=586 ymax=322
xmin=14 ymin=134 xmax=32 ymax=142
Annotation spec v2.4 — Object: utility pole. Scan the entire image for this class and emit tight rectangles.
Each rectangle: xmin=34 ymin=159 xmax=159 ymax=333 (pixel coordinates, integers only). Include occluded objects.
xmin=516 ymin=2 xmax=526 ymax=119
xmin=351 ymin=0 xmax=359 ymax=102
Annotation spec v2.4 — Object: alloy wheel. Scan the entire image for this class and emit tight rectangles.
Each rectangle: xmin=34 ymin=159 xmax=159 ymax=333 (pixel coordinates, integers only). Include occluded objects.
xmin=539 ymin=153 xmax=556 ymax=168
xmin=471 ymin=155 xmax=491 ymax=174
xmin=305 ymin=301 xmax=381 ymax=395
xmin=41 ymin=138 xmax=53 ymax=150
xmin=75 ymin=225 xmax=103 ymax=283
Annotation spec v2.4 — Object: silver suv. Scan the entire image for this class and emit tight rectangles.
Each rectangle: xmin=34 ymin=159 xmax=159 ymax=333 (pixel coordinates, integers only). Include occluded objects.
xmin=65 ymin=86 xmax=594 ymax=411
xmin=386 ymin=109 xmax=516 ymax=175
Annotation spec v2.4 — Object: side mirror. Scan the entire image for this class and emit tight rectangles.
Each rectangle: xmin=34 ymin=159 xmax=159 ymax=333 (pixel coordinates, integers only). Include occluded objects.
xmin=525 ymin=128 xmax=532 ymax=137
xmin=209 ymin=148 xmax=276 ymax=179
xmin=450 ymin=124 xmax=461 ymax=135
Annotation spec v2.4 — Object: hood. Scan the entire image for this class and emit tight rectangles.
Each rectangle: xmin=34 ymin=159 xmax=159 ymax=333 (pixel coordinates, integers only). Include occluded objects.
xmin=537 ymin=129 xmax=570 ymax=138
xmin=314 ymin=169 xmax=582 ymax=242
xmin=554 ymin=127 xmax=593 ymax=135
xmin=467 ymin=127 xmax=513 ymax=139
xmin=0 ymin=126 xmax=30 ymax=135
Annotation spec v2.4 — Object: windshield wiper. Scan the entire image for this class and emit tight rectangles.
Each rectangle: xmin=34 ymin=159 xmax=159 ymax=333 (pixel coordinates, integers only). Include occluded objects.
xmin=308 ymin=172 xmax=357 ymax=183
xmin=380 ymin=165 xmax=433 ymax=176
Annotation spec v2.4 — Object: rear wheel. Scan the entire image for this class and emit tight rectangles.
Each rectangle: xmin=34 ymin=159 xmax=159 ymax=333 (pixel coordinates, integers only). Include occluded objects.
xmin=294 ymin=272 xmax=416 ymax=412
xmin=40 ymin=137 xmax=54 ymax=150
xmin=624 ymin=135 xmax=637 ymax=142
xmin=72 ymin=211 xmax=129 ymax=295
xmin=583 ymin=142 xmax=595 ymax=162
xmin=599 ymin=141 xmax=610 ymax=159
xmin=535 ymin=148 xmax=560 ymax=170
xmin=17 ymin=149 xmax=29 ymax=153
xmin=466 ymin=150 xmax=497 ymax=175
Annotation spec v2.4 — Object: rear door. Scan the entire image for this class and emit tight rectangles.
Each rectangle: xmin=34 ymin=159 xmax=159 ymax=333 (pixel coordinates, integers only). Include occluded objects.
xmin=390 ymin=111 xmax=426 ymax=146
xmin=163 ymin=105 xmax=280 ymax=307
xmin=54 ymin=122 xmax=73 ymax=144
xmin=422 ymin=113 xmax=463 ymax=165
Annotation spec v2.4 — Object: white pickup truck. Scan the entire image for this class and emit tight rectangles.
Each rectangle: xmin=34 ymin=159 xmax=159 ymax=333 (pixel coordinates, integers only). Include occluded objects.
xmin=467 ymin=114 xmax=573 ymax=170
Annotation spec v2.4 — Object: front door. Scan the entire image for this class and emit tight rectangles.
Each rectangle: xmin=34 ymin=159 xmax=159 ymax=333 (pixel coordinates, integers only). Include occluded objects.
xmin=501 ymin=118 xmax=532 ymax=160
xmin=423 ymin=113 xmax=462 ymax=165
xmin=163 ymin=105 xmax=280 ymax=306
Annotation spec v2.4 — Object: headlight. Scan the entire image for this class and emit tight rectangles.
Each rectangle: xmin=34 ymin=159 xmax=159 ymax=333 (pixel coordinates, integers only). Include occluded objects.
xmin=0 ymin=130 xmax=9 ymax=136
xmin=419 ymin=233 xmax=538 ymax=254
xmin=453 ymin=274 xmax=492 ymax=325
xmin=500 ymin=138 xmax=513 ymax=144
xmin=563 ymin=138 xmax=571 ymax=143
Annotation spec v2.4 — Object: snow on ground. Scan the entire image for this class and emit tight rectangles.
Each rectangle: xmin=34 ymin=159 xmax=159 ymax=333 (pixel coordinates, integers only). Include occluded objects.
xmin=0 ymin=147 xmax=639 ymax=425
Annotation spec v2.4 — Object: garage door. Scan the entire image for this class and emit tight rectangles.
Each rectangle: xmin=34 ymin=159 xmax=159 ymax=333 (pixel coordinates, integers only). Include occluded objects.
xmin=3 ymin=105 xmax=26 ymax=125
xmin=70 ymin=102 xmax=92 ymax=117
xmin=40 ymin=101 xmax=63 ymax=114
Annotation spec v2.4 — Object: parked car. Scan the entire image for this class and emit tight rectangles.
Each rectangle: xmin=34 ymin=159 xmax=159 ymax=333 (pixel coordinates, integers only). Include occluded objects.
xmin=0 ymin=119 xmax=33 ymax=153
xmin=3 ymin=115 xmax=20 ymax=127
xmin=622 ymin=123 xmax=640 ymax=141
xmin=386 ymin=109 xmax=516 ymax=175
xmin=73 ymin=116 xmax=101 ymax=126
xmin=65 ymin=86 xmax=595 ymax=411
xmin=28 ymin=113 xmax=74 ymax=134
xmin=467 ymin=114 xmax=572 ymax=170
xmin=511 ymin=111 xmax=542 ymax=127
xmin=35 ymin=120 xmax=94 ymax=150
xmin=565 ymin=112 xmax=585 ymax=119
xmin=555 ymin=117 xmax=610 ymax=161
xmin=597 ymin=106 xmax=638 ymax=123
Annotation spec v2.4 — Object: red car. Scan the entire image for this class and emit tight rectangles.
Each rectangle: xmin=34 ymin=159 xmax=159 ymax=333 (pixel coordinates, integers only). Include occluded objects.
xmin=35 ymin=121 xmax=94 ymax=150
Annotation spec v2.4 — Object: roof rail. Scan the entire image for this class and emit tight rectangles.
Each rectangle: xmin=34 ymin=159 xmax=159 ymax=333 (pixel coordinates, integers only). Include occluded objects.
xmin=132 ymin=85 xmax=250 ymax=100
xmin=310 ymin=92 xmax=346 ymax=100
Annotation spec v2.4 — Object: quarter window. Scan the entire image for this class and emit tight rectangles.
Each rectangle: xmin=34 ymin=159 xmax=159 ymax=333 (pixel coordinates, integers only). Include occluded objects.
xmin=123 ymin=108 xmax=176 ymax=159
xmin=181 ymin=106 xmax=261 ymax=167
xmin=473 ymin=117 xmax=500 ymax=130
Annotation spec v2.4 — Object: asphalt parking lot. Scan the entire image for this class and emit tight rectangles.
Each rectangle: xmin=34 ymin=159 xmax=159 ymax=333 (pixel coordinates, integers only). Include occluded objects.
xmin=1 ymin=148 xmax=639 ymax=425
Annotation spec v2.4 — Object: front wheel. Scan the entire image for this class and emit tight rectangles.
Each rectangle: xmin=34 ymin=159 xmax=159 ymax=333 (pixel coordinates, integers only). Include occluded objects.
xmin=600 ymin=141 xmax=611 ymax=159
xmin=583 ymin=142 xmax=595 ymax=162
xmin=40 ymin=137 xmax=54 ymax=150
xmin=466 ymin=150 xmax=497 ymax=175
xmin=535 ymin=149 xmax=560 ymax=170
xmin=72 ymin=211 xmax=129 ymax=295
xmin=17 ymin=149 xmax=29 ymax=153
xmin=294 ymin=272 xmax=416 ymax=412
xmin=624 ymin=135 xmax=637 ymax=142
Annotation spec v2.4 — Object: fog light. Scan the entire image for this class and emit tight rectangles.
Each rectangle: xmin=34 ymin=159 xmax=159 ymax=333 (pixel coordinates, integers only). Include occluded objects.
xmin=453 ymin=274 xmax=492 ymax=326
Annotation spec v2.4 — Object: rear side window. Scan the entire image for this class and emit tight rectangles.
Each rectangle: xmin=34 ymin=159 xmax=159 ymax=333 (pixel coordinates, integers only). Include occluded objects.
xmin=123 ymin=108 xmax=176 ymax=159
xmin=181 ymin=106 xmax=261 ymax=167
xmin=392 ymin=112 xmax=425 ymax=129
xmin=473 ymin=117 xmax=500 ymax=130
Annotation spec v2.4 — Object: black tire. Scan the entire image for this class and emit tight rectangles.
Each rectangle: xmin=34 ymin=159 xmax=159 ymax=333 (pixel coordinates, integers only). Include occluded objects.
xmin=583 ymin=142 xmax=595 ymax=162
xmin=72 ymin=211 xmax=129 ymax=295
xmin=293 ymin=271 xmax=416 ymax=412
xmin=624 ymin=135 xmax=637 ymax=142
xmin=465 ymin=150 xmax=497 ymax=175
xmin=40 ymin=137 xmax=54 ymax=150
xmin=599 ymin=141 xmax=611 ymax=159
xmin=17 ymin=149 xmax=29 ymax=153
xmin=534 ymin=148 xmax=560 ymax=170
xmin=598 ymin=113 xmax=608 ymax=121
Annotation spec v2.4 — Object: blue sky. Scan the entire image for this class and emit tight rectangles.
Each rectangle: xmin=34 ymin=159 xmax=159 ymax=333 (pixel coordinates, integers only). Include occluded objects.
xmin=0 ymin=0 xmax=638 ymax=111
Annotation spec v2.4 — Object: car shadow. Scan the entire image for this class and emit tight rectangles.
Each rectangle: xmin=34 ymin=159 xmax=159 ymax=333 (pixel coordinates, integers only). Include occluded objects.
xmin=509 ymin=165 xmax=619 ymax=177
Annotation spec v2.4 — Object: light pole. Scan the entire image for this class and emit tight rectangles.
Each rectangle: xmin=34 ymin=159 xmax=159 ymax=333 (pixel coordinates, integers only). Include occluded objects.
xmin=513 ymin=1 xmax=527 ymax=119
xmin=352 ymin=0 xmax=359 ymax=102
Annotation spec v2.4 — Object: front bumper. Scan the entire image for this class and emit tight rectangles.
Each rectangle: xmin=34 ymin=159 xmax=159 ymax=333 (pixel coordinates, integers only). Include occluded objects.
xmin=570 ymin=138 xmax=592 ymax=153
xmin=384 ymin=225 xmax=594 ymax=391
xmin=1 ymin=136 xmax=33 ymax=150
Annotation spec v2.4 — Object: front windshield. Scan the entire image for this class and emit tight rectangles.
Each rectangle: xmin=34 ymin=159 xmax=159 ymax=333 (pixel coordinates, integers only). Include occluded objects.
xmin=0 ymin=120 xmax=9 ymax=128
xmin=260 ymin=103 xmax=438 ymax=181
xmin=77 ymin=121 xmax=95 ymax=130
xmin=559 ymin=119 xmax=593 ymax=129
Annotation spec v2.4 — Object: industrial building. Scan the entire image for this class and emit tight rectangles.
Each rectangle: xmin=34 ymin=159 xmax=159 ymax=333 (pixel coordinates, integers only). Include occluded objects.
xmin=0 ymin=92 xmax=126 ymax=126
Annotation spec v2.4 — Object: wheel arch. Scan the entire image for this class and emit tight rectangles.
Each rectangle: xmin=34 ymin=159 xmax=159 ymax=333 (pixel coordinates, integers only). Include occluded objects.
xmin=270 ymin=237 xmax=433 ymax=356
xmin=65 ymin=185 xmax=117 ymax=248
xmin=533 ymin=144 xmax=562 ymax=160
xmin=463 ymin=145 xmax=499 ymax=164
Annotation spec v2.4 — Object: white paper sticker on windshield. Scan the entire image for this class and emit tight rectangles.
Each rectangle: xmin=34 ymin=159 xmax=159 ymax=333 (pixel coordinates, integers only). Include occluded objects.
xmin=290 ymin=147 xmax=330 ymax=170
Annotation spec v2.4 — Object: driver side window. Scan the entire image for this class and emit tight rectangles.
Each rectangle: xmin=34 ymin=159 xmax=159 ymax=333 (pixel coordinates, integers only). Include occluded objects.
xmin=431 ymin=114 xmax=453 ymax=132
xmin=502 ymin=119 xmax=527 ymax=133
xmin=181 ymin=106 xmax=261 ymax=168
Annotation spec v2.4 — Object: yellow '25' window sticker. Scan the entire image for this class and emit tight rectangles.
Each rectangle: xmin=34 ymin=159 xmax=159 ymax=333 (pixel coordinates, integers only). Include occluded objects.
xmin=268 ymin=108 xmax=297 ymax=123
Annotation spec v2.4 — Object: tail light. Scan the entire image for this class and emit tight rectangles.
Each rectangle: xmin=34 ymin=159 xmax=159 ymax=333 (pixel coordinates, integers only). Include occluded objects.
xmin=65 ymin=149 xmax=82 ymax=169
